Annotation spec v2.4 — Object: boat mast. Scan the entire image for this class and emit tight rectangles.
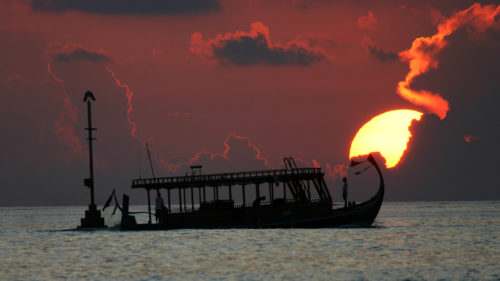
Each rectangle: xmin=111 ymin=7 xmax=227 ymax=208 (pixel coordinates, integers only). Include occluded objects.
xmin=79 ymin=90 xmax=105 ymax=228
xmin=85 ymin=92 xmax=96 ymax=206
xmin=146 ymin=142 xmax=159 ymax=196
xmin=146 ymin=142 xmax=156 ymax=178
xmin=145 ymin=142 xmax=156 ymax=224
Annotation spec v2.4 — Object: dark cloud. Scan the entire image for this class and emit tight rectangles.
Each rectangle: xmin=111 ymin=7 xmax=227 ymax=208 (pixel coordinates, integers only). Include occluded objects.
xmin=212 ymin=34 xmax=324 ymax=66
xmin=30 ymin=0 xmax=221 ymax=15
xmin=47 ymin=42 xmax=113 ymax=63
xmin=382 ymin=27 xmax=500 ymax=201
xmin=53 ymin=49 xmax=113 ymax=63
xmin=190 ymin=22 xmax=327 ymax=66
xmin=367 ymin=46 xmax=399 ymax=62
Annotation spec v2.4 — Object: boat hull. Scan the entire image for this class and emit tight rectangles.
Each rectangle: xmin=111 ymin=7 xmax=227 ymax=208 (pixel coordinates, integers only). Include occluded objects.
xmin=121 ymin=195 xmax=382 ymax=230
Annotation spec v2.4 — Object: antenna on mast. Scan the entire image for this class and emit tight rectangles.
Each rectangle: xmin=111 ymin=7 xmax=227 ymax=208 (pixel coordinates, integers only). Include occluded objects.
xmin=146 ymin=142 xmax=156 ymax=178
xmin=137 ymin=148 xmax=142 ymax=179
xmin=146 ymin=142 xmax=159 ymax=198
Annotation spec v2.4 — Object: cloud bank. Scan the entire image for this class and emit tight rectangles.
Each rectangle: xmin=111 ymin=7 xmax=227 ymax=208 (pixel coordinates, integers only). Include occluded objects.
xmin=190 ymin=22 xmax=327 ymax=66
xmin=47 ymin=63 xmax=85 ymax=160
xmin=30 ymin=0 xmax=221 ymax=15
xmin=47 ymin=42 xmax=113 ymax=63
xmin=159 ymin=132 xmax=270 ymax=174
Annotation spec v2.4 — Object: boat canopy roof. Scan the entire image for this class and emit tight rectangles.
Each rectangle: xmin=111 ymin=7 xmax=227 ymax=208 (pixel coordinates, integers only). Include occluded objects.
xmin=131 ymin=167 xmax=323 ymax=190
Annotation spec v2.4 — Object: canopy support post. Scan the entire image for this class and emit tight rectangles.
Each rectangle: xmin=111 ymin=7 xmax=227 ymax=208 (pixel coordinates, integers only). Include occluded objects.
xmin=147 ymin=189 xmax=152 ymax=224
xmin=242 ymin=184 xmax=246 ymax=206
xmin=191 ymin=187 xmax=194 ymax=211
xmin=178 ymin=188 xmax=182 ymax=213
xmin=284 ymin=182 xmax=286 ymax=202
xmin=167 ymin=189 xmax=171 ymax=212
xmin=198 ymin=187 xmax=202 ymax=206
xmin=269 ymin=182 xmax=273 ymax=202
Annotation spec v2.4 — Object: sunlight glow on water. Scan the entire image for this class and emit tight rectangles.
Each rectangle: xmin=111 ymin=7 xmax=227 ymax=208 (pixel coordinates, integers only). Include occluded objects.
xmin=0 ymin=202 xmax=499 ymax=280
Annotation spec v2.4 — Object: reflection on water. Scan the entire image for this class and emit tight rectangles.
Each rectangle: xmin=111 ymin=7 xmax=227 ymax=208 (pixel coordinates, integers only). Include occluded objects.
xmin=0 ymin=202 xmax=498 ymax=280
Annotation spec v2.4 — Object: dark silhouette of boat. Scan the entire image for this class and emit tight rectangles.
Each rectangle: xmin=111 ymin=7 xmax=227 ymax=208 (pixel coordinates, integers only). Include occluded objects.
xmin=119 ymin=154 xmax=384 ymax=230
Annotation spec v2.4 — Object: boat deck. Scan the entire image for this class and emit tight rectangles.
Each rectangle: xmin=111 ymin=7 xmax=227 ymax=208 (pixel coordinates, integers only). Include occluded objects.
xmin=129 ymin=165 xmax=333 ymax=224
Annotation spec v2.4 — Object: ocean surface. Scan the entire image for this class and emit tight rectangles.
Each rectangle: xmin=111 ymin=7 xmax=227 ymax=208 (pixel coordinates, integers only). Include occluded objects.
xmin=0 ymin=202 xmax=498 ymax=281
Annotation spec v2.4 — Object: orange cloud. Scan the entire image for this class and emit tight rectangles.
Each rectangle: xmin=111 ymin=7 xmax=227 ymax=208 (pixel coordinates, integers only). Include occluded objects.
xmin=326 ymin=163 xmax=348 ymax=179
xmin=358 ymin=11 xmax=376 ymax=30
xmin=159 ymin=132 xmax=270 ymax=173
xmin=105 ymin=67 xmax=139 ymax=141
xmin=464 ymin=135 xmax=479 ymax=142
xmin=397 ymin=3 xmax=500 ymax=119
xmin=310 ymin=160 xmax=348 ymax=180
xmin=47 ymin=63 xmax=85 ymax=160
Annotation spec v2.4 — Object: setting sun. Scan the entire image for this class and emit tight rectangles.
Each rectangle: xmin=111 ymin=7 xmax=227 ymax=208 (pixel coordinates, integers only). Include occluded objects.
xmin=349 ymin=109 xmax=423 ymax=168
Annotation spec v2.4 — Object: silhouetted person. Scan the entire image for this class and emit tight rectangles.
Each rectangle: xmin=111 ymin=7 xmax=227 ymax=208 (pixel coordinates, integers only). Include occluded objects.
xmin=299 ymin=189 xmax=308 ymax=202
xmin=159 ymin=205 xmax=169 ymax=225
xmin=155 ymin=192 xmax=164 ymax=223
xmin=253 ymin=196 xmax=266 ymax=207
xmin=343 ymin=177 xmax=348 ymax=207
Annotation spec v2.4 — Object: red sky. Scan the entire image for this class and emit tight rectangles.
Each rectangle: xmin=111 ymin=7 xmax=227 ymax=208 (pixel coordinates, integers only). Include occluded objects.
xmin=1 ymin=0 xmax=499 ymax=205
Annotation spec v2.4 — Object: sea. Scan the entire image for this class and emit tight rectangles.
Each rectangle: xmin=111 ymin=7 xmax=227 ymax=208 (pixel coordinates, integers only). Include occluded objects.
xmin=0 ymin=201 xmax=498 ymax=281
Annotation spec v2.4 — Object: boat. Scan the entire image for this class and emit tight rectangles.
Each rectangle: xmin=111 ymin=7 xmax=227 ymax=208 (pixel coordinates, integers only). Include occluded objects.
xmin=118 ymin=154 xmax=384 ymax=230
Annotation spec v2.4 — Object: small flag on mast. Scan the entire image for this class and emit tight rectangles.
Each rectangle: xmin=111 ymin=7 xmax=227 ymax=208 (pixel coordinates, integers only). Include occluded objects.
xmin=102 ymin=189 xmax=115 ymax=211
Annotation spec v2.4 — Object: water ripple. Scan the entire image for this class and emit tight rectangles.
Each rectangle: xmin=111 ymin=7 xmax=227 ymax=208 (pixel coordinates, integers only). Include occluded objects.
xmin=0 ymin=202 xmax=498 ymax=280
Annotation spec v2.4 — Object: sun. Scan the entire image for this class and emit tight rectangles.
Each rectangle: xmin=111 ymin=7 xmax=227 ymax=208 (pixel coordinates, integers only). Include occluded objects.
xmin=349 ymin=109 xmax=423 ymax=168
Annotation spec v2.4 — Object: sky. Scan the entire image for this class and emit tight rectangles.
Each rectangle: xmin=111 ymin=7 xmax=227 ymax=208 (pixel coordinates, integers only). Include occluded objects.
xmin=1 ymin=0 xmax=499 ymax=206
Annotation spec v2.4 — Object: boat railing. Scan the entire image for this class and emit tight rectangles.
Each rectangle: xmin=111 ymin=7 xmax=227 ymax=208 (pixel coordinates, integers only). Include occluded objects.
xmin=132 ymin=167 xmax=322 ymax=187
xmin=166 ymin=198 xmax=327 ymax=214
